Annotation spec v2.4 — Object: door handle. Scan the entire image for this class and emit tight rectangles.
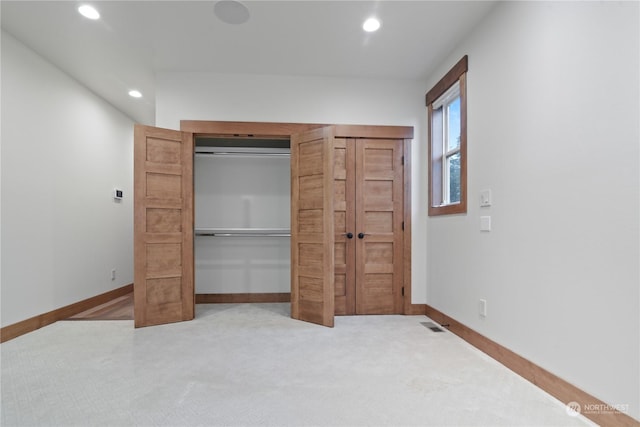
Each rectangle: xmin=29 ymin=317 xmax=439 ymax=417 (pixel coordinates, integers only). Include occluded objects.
xmin=358 ymin=232 xmax=367 ymax=239
xmin=344 ymin=232 xmax=354 ymax=239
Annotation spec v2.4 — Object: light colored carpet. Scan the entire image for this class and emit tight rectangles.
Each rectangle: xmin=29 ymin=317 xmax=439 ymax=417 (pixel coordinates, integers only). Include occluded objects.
xmin=1 ymin=303 xmax=594 ymax=426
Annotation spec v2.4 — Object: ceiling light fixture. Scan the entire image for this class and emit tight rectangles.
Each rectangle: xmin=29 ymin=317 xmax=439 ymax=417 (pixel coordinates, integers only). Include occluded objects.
xmin=128 ymin=90 xmax=142 ymax=98
xmin=363 ymin=17 xmax=381 ymax=32
xmin=78 ymin=5 xmax=100 ymax=20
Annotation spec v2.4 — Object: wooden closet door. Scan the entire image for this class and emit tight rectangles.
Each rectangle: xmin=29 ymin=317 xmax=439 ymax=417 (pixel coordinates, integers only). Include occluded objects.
xmin=355 ymin=139 xmax=404 ymax=314
xmin=291 ymin=127 xmax=335 ymax=327
xmin=134 ymin=125 xmax=194 ymax=327
xmin=333 ymin=138 xmax=356 ymax=315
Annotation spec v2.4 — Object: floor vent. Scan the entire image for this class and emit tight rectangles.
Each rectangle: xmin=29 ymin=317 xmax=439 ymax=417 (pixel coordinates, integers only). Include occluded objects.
xmin=421 ymin=321 xmax=445 ymax=332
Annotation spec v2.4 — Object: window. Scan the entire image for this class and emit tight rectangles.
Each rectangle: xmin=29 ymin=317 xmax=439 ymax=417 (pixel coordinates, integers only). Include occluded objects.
xmin=426 ymin=55 xmax=467 ymax=216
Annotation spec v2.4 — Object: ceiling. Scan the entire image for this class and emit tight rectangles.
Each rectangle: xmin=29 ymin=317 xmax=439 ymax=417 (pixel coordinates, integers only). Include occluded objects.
xmin=1 ymin=1 xmax=497 ymax=125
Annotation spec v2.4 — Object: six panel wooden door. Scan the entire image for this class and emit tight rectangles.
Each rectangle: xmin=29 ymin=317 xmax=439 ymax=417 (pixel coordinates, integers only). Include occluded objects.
xmin=291 ymin=127 xmax=335 ymax=327
xmin=334 ymin=138 xmax=404 ymax=315
xmin=134 ymin=125 xmax=194 ymax=327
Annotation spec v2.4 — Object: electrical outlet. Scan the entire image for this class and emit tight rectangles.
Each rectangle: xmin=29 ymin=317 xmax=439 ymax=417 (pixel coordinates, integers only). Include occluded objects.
xmin=111 ymin=269 xmax=116 ymax=281
xmin=479 ymin=299 xmax=487 ymax=317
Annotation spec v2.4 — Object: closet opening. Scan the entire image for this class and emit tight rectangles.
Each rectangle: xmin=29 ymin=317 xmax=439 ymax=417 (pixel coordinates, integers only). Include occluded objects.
xmin=194 ymin=135 xmax=292 ymax=304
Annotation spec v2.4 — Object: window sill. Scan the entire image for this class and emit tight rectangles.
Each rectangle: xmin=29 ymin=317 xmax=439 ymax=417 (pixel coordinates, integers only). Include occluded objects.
xmin=428 ymin=202 xmax=467 ymax=216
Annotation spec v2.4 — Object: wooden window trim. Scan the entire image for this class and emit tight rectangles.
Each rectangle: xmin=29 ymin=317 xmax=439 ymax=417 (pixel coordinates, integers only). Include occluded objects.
xmin=427 ymin=56 xmax=468 ymax=216
xmin=425 ymin=55 xmax=468 ymax=105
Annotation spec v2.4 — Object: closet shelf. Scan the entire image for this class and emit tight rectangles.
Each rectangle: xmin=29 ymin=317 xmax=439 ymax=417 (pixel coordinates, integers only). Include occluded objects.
xmin=195 ymin=227 xmax=291 ymax=237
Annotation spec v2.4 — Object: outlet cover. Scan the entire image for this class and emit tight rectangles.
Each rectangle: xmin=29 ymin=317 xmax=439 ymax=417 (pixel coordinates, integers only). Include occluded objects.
xmin=480 ymin=216 xmax=491 ymax=232
xmin=479 ymin=299 xmax=487 ymax=317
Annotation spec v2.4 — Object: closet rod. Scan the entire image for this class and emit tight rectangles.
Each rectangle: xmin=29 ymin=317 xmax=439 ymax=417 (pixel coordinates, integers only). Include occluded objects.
xmin=195 ymin=228 xmax=291 ymax=237
xmin=194 ymin=152 xmax=290 ymax=157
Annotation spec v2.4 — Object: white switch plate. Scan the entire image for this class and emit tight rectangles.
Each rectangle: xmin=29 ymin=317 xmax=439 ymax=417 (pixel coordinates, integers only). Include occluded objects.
xmin=480 ymin=189 xmax=492 ymax=207
xmin=480 ymin=216 xmax=491 ymax=232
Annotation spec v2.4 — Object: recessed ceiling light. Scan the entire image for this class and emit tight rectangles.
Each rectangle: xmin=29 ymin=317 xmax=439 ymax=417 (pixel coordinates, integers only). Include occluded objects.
xmin=214 ymin=1 xmax=250 ymax=25
xmin=78 ymin=5 xmax=100 ymax=20
xmin=128 ymin=90 xmax=142 ymax=98
xmin=363 ymin=17 xmax=381 ymax=32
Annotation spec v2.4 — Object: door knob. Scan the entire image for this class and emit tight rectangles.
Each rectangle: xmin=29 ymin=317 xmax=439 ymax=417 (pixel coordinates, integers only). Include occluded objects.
xmin=344 ymin=232 xmax=354 ymax=239
xmin=358 ymin=232 xmax=366 ymax=239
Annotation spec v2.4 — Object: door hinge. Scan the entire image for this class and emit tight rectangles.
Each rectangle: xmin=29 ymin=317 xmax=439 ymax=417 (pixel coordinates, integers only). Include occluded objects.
xmin=402 ymin=287 xmax=405 ymax=296
xmin=402 ymin=221 xmax=405 ymax=231
xmin=401 ymin=156 xmax=404 ymax=165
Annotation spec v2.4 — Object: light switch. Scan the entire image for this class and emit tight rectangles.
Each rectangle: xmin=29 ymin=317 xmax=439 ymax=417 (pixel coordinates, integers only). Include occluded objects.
xmin=480 ymin=189 xmax=492 ymax=207
xmin=480 ymin=216 xmax=491 ymax=232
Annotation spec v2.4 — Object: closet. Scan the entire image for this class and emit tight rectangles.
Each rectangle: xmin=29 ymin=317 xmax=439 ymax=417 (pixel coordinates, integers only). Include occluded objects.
xmin=194 ymin=137 xmax=291 ymax=299
xmin=134 ymin=122 xmax=413 ymax=329
xmin=333 ymin=137 xmax=404 ymax=316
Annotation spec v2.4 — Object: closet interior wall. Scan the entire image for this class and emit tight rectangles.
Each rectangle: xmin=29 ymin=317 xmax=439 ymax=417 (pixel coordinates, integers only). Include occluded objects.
xmin=194 ymin=137 xmax=291 ymax=295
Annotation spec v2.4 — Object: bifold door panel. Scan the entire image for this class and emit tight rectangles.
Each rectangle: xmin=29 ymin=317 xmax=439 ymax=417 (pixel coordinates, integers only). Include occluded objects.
xmin=134 ymin=125 xmax=194 ymax=328
xmin=291 ymin=127 xmax=336 ymax=327
xmin=333 ymin=138 xmax=356 ymax=315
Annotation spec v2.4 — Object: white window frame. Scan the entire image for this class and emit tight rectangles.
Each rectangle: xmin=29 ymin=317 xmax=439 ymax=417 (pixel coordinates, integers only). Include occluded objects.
xmin=433 ymin=82 xmax=461 ymax=205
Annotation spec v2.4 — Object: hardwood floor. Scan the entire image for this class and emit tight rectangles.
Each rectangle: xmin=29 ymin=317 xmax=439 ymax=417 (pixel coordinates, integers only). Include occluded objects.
xmin=66 ymin=293 xmax=133 ymax=320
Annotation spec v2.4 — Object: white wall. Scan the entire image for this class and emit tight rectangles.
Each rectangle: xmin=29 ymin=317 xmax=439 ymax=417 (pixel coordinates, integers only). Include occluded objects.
xmin=1 ymin=31 xmax=134 ymax=327
xmin=156 ymin=72 xmax=428 ymax=303
xmin=425 ymin=1 xmax=639 ymax=419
